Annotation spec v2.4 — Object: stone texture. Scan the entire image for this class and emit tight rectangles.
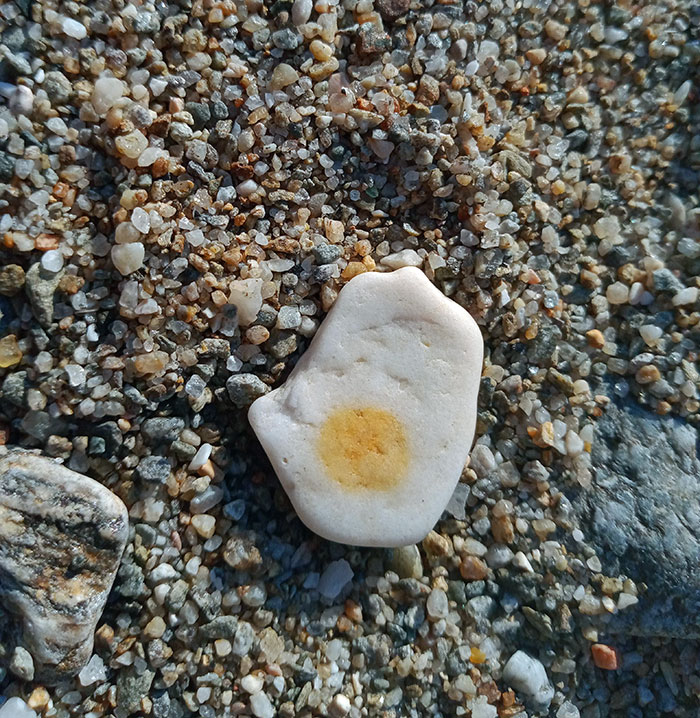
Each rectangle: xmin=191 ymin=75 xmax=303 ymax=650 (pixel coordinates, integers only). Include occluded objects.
xmin=249 ymin=267 xmax=483 ymax=547
xmin=573 ymin=399 xmax=700 ymax=636
xmin=24 ymin=262 xmax=63 ymax=327
xmin=0 ymin=449 xmax=128 ymax=683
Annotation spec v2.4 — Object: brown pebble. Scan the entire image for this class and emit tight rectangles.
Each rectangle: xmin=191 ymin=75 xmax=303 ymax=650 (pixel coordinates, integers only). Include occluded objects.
xmin=459 ymin=556 xmax=488 ymax=581
xmin=491 ymin=515 xmax=515 ymax=544
xmin=422 ymin=530 xmax=451 ymax=556
xmin=635 ymin=365 xmax=660 ymax=384
xmin=586 ymin=329 xmax=605 ymax=348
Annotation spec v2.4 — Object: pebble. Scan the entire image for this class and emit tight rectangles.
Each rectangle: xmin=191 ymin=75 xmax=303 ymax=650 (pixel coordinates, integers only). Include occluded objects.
xmin=0 ymin=699 xmax=36 ymax=718
xmin=380 ymin=249 xmax=423 ymax=269
xmin=426 ymin=588 xmax=449 ymax=619
xmin=250 ymin=692 xmax=274 ymax=718
xmin=92 ymin=76 xmax=123 ymax=115
xmin=502 ymin=651 xmax=554 ymax=711
xmin=249 ymin=268 xmax=483 ymax=547
xmin=0 ymin=2 xmax=696 ymax=715
xmin=389 ymin=544 xmax=423 ymax=579
xmin=317 ymin=560 xmax=354 ymax=600
xmin=591 ymin=643 xmax=620 ymax=670
xmin=328 ymin=693 xmax=351 ymax=718
xmin=61 ymin=17 xmax=87 ymax=39
xmin=111 ymin=243 xmax=145 ymax=275
xmin=10 ymin=646 xmax=35 ymax=681
xmin=0 ymin=449 xmax=128 ymax=683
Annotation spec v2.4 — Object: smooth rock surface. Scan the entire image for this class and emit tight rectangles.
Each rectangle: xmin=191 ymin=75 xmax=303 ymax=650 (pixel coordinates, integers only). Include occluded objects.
xmin=0 ymin=449 xmax=128 ymax=683
xmin=502 ymin=650 xmax=554 ymax=711
xmin=0 ymin=698 xmax=36 ymax=718
xmin=573 ymin=399 xmax=700 ymax=636
xmin=249 ymin=267 xmax=483 ymax=547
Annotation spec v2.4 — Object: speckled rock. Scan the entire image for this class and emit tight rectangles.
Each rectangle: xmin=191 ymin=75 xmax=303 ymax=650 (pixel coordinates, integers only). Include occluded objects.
xmin=0 ymin=449 xmax=128 ymax=683
xmin=574 ymin=400 xmax=700 ymax=636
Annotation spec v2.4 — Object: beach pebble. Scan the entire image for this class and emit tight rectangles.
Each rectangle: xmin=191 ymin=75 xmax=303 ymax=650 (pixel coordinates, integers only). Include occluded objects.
xmin=0 ymin=449 xmax=128 ymax=683
xmin=502 ymin=651 xmax=554 ymax=711
xmin=0 ymin=698 xmax=36 ymax=718
xmin=111 ymin=243 xmax=145 ymax=275
xmin=248 ymin=267 xmax=483 ymax=546
xmin=92 ymin=77 xmax=124 ymax=115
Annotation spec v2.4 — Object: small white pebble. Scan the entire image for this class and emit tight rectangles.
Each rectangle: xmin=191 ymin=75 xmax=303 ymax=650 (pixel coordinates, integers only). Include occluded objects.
xmin=606 ymin=282 xmax=629 ymax=305
xmin=241 ymin=674 xmax=264 ymax=694
xmin=111 ymin=243 xmax=145 ymax=275
xmin=639 ymin=324 xmax=662 ymax=345
xmin=328 ymin=694 xmax=351 ymax=718
xmin=380 ymin=249 xmax=423 ymax=270
xmin=672 ymin=287 xmax=698 ymax=306
xmin=512 ymin=551 xmax=533 ymax=573
xmin=41 ymin=249 xmax=64 ymax=273
xmin=61 ymin=16 xmax=87 ymax=39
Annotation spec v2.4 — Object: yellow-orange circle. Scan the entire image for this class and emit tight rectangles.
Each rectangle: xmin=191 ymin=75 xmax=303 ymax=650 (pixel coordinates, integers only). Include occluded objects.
xmin=317 ymin=407 xmax=410 ymax=491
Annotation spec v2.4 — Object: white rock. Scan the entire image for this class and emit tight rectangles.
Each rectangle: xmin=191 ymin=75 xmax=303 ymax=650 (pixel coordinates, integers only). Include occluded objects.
xmin=111 ymin=243 xmax=145 ymax=275
xmin=249 ymin=691 xmax=274 ymax=718
xmin=292 ymin=0 xmax=313 ymax=26
xmin=61 ymin=17 xmax=87 ymax=39
xmin=229 ymin=278 xmax=263 ymax=326
xmin=248 ymin=267 xmax=483 ymax=546
xmin=78 ymin=654 xmax=107 ymax=686
xmin=92 ymin=77 xmax=124 ymax=116
xmin=9 ymin=86 xmax=34 ymax=116
xmin=512 ymin=551 xmax=533 ymax=573
xmin=328 ymin=694 xmax=351 ymax=718
xmin=380 ymin=249 xmax=423 ymax=270
xmin=0 ymin=698 xmax=36 ymax=718
xmin=672 ymin=286 xmax=698 ymax=306
xmin=502 ymin=651 xmax=554 ymax=711
xmin=41 ymin=249 xmax=64 ymax=273
xmin=240 ymin=673 xmax=264 ymax=694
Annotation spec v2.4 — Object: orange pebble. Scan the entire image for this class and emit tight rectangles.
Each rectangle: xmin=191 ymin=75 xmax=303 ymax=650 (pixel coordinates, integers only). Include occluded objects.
xmin=591 ymin=643 xmax=619 ymax=670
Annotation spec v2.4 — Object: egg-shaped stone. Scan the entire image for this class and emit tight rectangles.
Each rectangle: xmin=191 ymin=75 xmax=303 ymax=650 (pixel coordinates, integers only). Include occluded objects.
xmin=248 ymin=267 xmax=483 ymax=547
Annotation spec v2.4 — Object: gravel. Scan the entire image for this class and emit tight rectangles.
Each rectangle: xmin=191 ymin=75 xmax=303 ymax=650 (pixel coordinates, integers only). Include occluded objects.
xmin=0 ymin=0 xmax=698 ymax=714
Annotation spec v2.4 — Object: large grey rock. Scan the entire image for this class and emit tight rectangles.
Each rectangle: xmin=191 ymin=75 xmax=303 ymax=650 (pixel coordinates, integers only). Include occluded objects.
xmin=573 ymin=400 xmax=700 ymax=636
xmin=0 ymin=449 xmax=128 ymax=682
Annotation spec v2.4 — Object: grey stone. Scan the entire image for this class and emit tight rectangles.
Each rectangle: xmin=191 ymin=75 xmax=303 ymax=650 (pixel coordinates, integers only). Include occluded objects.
xmin=9 ymin=646 xmax=34 ymax=681
xmin=312 ymin=244 xmax=343 ymax=265
xmin=1 ymin=371 xmax=27 ymax=407
xmin=272 ymin=28 xmax=301 ymax=50
xmin=185 ymin=102 xmax=211 ymax=129
xmin=141 ymin=417 xmax=184 ymax=443
xmin=42 ymin=70 xmax=73 ymax=104
xmin=199 ymin=615 xmax=238 ymax=640
xmin=652 ymin=268 xmax=684 ymax=293
xmin=117 ymin=668 xmax=155 ymax=715
xmin=0 ymin=152 xmax=15 ymax=182
xmin=276 ymin=305 xmax=302 ymax=330
xmin=137 ymin=455 xmax=171 ymax=483
xmin=573 ymin=399 xmax=700 ymax=636
xmin=226 ymin=373 xmax=269 ymax=407
xmin=0 ymin=449 xmax=128 ymax=683
xmin=132 ymin=12 xmax=160 ymax=32
xmin=24 ymin=262 xmax=63 ymax=327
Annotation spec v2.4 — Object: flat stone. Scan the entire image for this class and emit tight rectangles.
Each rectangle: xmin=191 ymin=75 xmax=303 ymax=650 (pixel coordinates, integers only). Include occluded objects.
xmin=572 ymin=399 xmax=700 ymax=636
xmin=249 ymin=267 xmax=483 ymax=547
xmin=0 ymin=449 xmax=128 ymax=683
